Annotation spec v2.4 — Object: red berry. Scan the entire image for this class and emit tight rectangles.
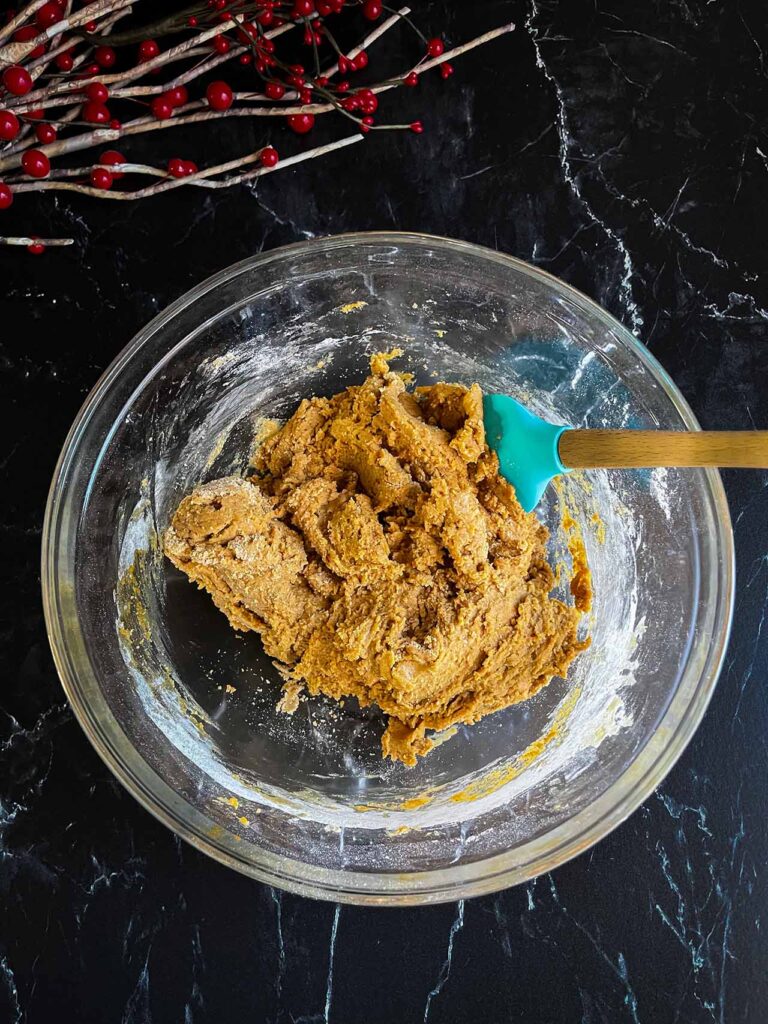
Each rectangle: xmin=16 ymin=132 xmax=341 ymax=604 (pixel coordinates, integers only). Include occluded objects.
xmin=336 ymin=79 xmax=350 ymax=92
xmin=82 ymin=101 xmax=110 ymax=124
xmin=21 ymin=148 xmax=50 ymax=178
xmin=236 ymin=20 xmax=257 ymax=44
xmin=265 ymin=81 xmax=285 ymax=101
xmin=427 ymin=37 xmax=444 ymax=57
xmin=316 ymin=76 xmax=329 ymax=87
xmin=84 ymin=63 xmax=100 ymax=76
xmin=362 ymin=0 xmax=381 ymax=18
xmin=362 ymin=115 xmax=374 ymax=125
xmin=85 ymin=81 xmax=108 ymax=102
xmin=260 ymin=145 xmax=279 ymax=167
xmin=36 ymin=122 xmax=56 ymax=143
xmin=138 ymin=39 xmax=160 ymax=62
xmin=26 ymin=107 xmax=44 ymax=120
xmin=167 ymin=157 xmax=186 ymax=178
xmin=28 ymin=240 xmax=46 ymax=255
xmin=287 ymin=112 xmax=314 ymax=133
xmin=337 ymin=54 xmax=351 ymax=74
xmin=352 ymin=50 xmax=368 ymax=70
xmin=258 ymin=9 xmax=274 ymax=25
xmin=410 ymin=120 xmax=424 ymax=133
xmin=36 ymin=2 xmax=61 ymax=28
xmin=293 ymin=0 xmax=313 ymax=14
xmin=167 ymin=85 xmax=188 ymax=107
xmin=341 ymin=95 xmax=359 ymax=111
xmin=213 ymin=34 xmax=230 ymax=54
xmin=404 ymin=71 xmax=418 ymax=87
xmin=84 ymin=20 xmax=96 ymax=32
xmin=440 ymin=62 xmax=454 ymax=79
xmin=90 ymin=166 xmax=113 ymax=189
xmin=187 ymin=15 xmax=198 ymax=26
xmin=36 ymin=1 xmax=61 ymax=27
xmin=55 ymin=51 xmax=73 ymax=72
xmin=183 ymin=160 xmax=198 ymax=175
xmin=239 ymin=53 xmax=251 ymax=65
xmin=316 ymin=0 xmax=334 ymax=14
xmin=100 ymin=150 xmax=126 ymax=178
xmin=0 ymin=182 xmax=13 ymax=209
xmin=260 ymin=37 xmax=276 ymax=54
xmin=206 ymin=80 xmax=233 ymax=111
xmin=14 ymin=26 xmax=46 ymax=59
xmin=109 ymin=118 xmax=121 ymax=130
xmin=95 ymin=45 xmax=117 ymax=68
xmin=0 ymin=109 xmax=19 ymax=140
xmin=255 ymin=59 xmax=267 ymax=74
xmin=299 ymin=86 xmax=312 ymax=103
xmin=2 ymin=66 xmax=33 ymax=96
xmin=150 ymin=95 xmax=174 ymax=120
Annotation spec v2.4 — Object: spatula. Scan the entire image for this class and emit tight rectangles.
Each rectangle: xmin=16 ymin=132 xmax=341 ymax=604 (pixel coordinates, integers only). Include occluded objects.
xmin=483 ymin=393 xmax=768 ymax=512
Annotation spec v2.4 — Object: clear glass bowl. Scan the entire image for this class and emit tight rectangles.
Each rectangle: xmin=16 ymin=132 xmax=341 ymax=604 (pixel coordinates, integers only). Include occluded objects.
xmin=42 ymin=233 xmax=734 ymax=905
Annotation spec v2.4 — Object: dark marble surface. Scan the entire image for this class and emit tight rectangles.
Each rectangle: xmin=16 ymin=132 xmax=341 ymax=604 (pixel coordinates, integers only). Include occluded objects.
xmin=2 ymin=1 xmax=767 ymax=1021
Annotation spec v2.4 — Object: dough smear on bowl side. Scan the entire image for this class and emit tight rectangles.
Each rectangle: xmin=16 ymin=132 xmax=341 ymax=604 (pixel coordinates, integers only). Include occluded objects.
xmin=164 ymin=352 xmax=591 ymax=766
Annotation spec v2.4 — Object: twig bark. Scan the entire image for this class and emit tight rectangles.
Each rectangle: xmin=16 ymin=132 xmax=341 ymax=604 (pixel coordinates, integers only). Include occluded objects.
xmin=0 ymin=234 xmax=74 ymax=245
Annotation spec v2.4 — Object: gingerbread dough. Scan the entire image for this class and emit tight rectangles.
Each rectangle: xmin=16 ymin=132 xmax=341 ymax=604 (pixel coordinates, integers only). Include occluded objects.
xmin=164 ymin=353 xmax=590 ymax=765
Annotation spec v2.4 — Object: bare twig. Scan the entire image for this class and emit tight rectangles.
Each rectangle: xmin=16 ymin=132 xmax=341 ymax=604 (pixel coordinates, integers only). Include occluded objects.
xmin=0 ymin=234 xmax=74 ymax=246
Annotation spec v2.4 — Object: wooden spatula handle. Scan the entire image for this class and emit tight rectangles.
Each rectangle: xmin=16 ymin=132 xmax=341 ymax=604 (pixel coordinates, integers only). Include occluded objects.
xmin=559 ymin=430 xmax=768 ymax=469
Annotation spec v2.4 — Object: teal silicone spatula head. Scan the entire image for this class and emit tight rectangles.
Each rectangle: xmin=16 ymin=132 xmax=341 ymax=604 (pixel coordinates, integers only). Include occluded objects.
xmin=483 ymin=394 xmax=570 ymax=512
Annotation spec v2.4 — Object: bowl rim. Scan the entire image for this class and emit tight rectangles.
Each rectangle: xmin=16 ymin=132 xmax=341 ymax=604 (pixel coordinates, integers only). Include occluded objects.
xmin=42 ymin=230 xmax=735 ymax=905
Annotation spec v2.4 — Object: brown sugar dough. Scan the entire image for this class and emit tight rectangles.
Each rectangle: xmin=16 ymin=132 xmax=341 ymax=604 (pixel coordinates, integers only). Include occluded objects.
xmin=164 ymin=354 xmax=590 ymax=766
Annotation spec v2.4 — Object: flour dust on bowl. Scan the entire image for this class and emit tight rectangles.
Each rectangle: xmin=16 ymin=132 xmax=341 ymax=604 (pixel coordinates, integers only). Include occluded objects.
xmin=43 ymin=233 xmax=733 ymax=905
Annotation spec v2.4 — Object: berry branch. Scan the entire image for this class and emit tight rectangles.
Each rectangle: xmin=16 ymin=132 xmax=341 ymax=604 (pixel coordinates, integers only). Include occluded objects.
xmin=0 ymin=0 xmax=515 ymax=252
xmin=10 ymin=133 xmax=363 ymax=196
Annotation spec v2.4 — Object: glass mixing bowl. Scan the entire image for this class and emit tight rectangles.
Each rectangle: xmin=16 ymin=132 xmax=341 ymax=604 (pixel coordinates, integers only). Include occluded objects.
xmin=42 ymin=233 xmax=734 ymax=905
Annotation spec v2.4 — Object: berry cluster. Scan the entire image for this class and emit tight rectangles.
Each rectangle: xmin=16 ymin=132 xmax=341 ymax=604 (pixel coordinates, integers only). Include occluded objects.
xmin=0 ymin=0 xmax=512 ymax=252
